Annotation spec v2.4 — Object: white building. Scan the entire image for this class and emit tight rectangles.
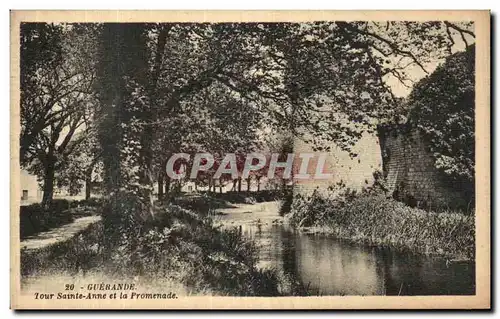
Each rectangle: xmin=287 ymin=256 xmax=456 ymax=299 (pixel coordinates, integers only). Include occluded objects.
xmin=20 ymin=169 xmax=42 ymax=204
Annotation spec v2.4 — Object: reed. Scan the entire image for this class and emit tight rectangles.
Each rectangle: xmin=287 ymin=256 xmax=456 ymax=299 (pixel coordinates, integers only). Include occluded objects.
xmin=287 ymin=192 xmax=475 ymax=260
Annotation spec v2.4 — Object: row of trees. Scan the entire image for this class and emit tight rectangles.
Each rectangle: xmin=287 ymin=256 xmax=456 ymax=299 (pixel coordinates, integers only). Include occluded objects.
xmin=20 ymin=21 xmax=474 ymax=221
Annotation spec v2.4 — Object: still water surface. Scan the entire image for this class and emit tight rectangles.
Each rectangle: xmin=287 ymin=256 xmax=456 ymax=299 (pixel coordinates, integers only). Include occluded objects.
xmin=218 ymin=202 xmax=475 ymax=296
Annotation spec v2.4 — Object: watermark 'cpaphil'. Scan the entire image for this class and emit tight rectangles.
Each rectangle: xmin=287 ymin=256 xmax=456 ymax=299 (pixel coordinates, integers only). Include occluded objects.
xmin=165 ymin=152 xmax=333 ymax=181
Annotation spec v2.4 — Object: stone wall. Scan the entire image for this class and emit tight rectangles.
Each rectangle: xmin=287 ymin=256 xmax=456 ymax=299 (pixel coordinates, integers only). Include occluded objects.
xmin=378 ymin=125 xmax=469 ymax=209
xmin=292 ymin=133 xmax=382 ymax=196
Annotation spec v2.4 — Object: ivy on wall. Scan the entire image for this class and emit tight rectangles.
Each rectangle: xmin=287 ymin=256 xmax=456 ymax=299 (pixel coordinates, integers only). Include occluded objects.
xmin=408 ymin=45 xmax=475 ymax=198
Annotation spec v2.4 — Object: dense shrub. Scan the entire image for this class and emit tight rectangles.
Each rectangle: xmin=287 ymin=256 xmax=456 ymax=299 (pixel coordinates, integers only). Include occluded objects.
xmin=70 ymin=197 xmax=103 ymax=208
xmin=22 ymin=203 xmax=280 ymax=296
xmin=20 ymin=198 xmax=103 ymax=238
xmin=20 ymin=202 xmax=74 ymax=239
xmin=50 ymin=199 xmax=71 ymax=211
xmin=130 ymin=203 xmax=279 ymax=295
xmin=287 ymin=192 xmax=475 ymax=260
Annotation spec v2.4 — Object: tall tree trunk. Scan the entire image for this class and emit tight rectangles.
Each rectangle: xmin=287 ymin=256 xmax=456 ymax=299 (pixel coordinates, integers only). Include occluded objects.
xmin=164 ymin=175 xmax=171 ymax=194
xmin=158 ymin=160 xmax=167 ymax=200
xmin=157 ymin=172 xmax=164 ymax=200
xmin=231 ymin=179 xmax=237 ymax=191
xmin=237 ymin=177 xmax=242 ymax=192
xmin=42 ymin=163 xmax=55 ymax=209
xmin=219 ymin=178 xmax=223 ymax=193
xmin=257 ymin=177 xmax=261 ymax=191
xmin=41 ymin=151 xmax=56 ymax=209
xmin=84 ymin=158 xmax=100 ymax=201
xmin=96 ymin=24 xmax=153 ymax=245
xmin=138 ymin=113 xmax=154 ymax=216
xmin=246 ymin=177 xmax=251 ymax=192
xmin=85 ymin=169 xmax=92 ymax=200
xmin=140 ymin=26 xmax=169 ymax=214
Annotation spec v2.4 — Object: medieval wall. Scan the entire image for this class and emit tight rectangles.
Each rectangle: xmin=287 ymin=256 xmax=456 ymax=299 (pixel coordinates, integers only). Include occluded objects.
xmin=293 ymin=132 xmax=382 ymax=196
xmin=379 ymin=127 xmax=468 ymax=209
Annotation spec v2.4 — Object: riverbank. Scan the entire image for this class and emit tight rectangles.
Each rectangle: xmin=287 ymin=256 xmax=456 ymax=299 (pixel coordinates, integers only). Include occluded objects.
xmin=285 ymin=192 xmax=475 ymax=261
xmin=21 ymin=200 xmax=280 ymax=296
xmin=214 ymin=197 xmax=474 ymax=295
xmin=214 ymin=200 xmax=318 ymax=296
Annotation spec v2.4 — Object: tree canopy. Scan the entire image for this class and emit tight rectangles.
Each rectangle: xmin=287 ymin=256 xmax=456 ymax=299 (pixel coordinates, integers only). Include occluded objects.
xmin=20 ymin=20 xmax=475 ymax=219
xmin=408 ymin=44 xmax=475 ymax=196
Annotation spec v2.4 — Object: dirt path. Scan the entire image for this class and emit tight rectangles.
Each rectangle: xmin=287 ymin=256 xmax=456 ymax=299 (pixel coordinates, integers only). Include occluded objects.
xmin=21 ymin=216 xmax=101 ymax=251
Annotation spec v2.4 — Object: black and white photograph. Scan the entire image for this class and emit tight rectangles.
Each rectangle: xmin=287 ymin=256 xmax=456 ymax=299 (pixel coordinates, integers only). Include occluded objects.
xmin=10 ymin=10 xmax=490 ymax=309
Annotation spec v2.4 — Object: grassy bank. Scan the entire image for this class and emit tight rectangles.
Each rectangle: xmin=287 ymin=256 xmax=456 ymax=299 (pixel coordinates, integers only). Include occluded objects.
xmin=200 ymin=190 xmax=282 ymax=204
xmin=20 ymin=198 xmax=101 ymax=239
xmin=21 ymin=201 xmax=280 ymax=296
xmin=286 ymin=192 xmax=475 ymax=261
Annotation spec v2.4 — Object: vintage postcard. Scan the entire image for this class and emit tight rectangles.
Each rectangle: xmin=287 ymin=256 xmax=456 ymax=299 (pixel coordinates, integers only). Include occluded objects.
xmin=10 ymin=10 xmax=490 ymax=309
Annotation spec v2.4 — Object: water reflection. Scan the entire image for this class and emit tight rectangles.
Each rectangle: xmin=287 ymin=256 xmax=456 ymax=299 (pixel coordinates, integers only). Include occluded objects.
xmin=239 ymin=223 xmax=475 ymax=296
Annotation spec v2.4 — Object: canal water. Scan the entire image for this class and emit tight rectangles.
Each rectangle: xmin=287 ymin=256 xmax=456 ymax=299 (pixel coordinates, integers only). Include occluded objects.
xmin=216 ymin=201 xmax=475 ymax=296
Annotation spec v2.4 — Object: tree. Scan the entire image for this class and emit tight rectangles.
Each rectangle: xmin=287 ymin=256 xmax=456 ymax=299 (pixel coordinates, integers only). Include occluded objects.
xmin=20 ymin=23 xmax=97 ymax=207
xmin=152 ymin=83 xmax=263 ymax=195
xmin=146 ymin=21 xmax=475 ymax=200
xmin=210 ymin=21 xmax=474 ymax=155
xmin=145 ymin=24 xmax=267 ymax=197
xmin=55 ymin=129 xmax=102 ymax=200
xmin=95 ymin=23 xmax=154 ymax=238
xmin=20 ymin=23 xmax=63 ymax=164
xmin=188 ymin=85 xmax=262 ymax=189
xmin=91 ymin=21 xmax=475 ymax=237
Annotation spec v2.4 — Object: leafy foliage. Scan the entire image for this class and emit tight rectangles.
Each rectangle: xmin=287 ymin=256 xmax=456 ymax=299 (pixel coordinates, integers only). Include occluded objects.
xmin=95 ymin=24 xmax=155 ymax=235
xmin=20 ymin=201 xmax=74 ymax=238
xmin=408 ymin=45 xmax=475 ymax=196
xmin=54 ymin=130 xmax=102 ymax=196
xmin=20 ymin=23 xmax=98 ymax=206
xmin=21 ymin=21 xmax=474 ymax=206
xmin=20 ymin=21 xmax=477 ymax=296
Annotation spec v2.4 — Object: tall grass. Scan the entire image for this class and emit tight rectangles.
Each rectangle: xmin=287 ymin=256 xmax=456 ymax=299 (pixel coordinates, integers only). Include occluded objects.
xmin=287 ymin=192 xmax=475 ymax=260
xmin=21 ymin=203 xmax=280 ymax=296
